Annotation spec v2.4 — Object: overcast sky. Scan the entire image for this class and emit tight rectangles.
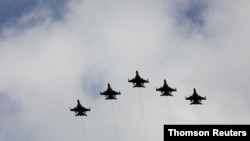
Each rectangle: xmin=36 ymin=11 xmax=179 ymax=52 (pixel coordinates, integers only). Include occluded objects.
xmin=0 ymin=0 xmax=250 ymax=141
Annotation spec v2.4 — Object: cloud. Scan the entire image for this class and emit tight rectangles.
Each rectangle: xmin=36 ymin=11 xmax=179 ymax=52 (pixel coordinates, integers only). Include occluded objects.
xmin=0 ymin=93 xmax=20 ymax=117
xmin=170 ymin=0 xmax=209 ymax=31
xmin=0 ymin=0 xmax=66 ymax=26
xmin=0 ymin=0 xmax=250 ymax=141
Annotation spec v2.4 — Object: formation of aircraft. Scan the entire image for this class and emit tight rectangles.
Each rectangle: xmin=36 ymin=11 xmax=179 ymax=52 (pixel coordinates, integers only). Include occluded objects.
xmin=70 ymin=70 xmax=207 ymax=117
xmin=185 ymin=88 xmax=206 ymax=105
xmin=100 ymin=83 xmax=121 ymax=100
xmin=70 ymin=100 xmax=91 ymax=116
xmin=128 ymin=70 xmax=149 ymax=87
xmin=156 ymin=79 xmax=177 ymax=96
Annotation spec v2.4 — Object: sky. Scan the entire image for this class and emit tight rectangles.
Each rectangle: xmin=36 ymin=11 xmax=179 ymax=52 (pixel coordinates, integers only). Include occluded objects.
xmin=0 ymin=0 xmax=250 ymax=140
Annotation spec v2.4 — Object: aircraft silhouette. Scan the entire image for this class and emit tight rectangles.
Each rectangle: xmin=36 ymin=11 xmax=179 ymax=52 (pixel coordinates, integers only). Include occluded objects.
xmin=100 ymin=83 xmax=121 ymax=100
xmin=128 ymin=70 xmax=149 ymax=88
xmin=70 ymin=100 xmax=91 ymax=116
xmin=185 ymin=88 xmax=206 ymax=105
xmin=156 ymin=79 xmax=177 ymax=96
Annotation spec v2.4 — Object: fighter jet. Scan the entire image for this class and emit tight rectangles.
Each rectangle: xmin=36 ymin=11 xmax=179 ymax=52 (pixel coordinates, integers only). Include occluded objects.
xmin=156 ymin=79 xmax=177 ymax=96
xmin=128 ymin=70 xmax=149 ymax=88
xmin=100 ymin=83 xmax=121 ymax=100
xmin=70 ymin=100 xmax=91 ymax=116
xmin=185 ymin=88 xmax=206 ymax=105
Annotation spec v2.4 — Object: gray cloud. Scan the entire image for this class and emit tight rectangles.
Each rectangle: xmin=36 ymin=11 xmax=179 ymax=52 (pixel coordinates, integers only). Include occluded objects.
xmin=0 ymin=93 xmax=20 ymax=117
xmin=0 ymin=0 xmax=67 ymax=28
xmin=0 ymin=0 xmax=250 ymax=141
xmin=170 ymin=0 xmax=209 ymax=29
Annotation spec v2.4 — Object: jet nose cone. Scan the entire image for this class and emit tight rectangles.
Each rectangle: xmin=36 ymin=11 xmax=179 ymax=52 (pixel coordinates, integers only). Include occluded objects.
xmin=193 ymin=88 xmax=197 ymax=93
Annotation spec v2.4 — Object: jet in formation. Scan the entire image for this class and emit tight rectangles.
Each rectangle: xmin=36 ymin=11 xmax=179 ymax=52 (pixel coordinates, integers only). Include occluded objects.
xmin=156 ymin=79 xmax=177 ymax=96
xmin=100 ymin=83 xmax=121 ymax=100
xmin=128 ymin=70 xmax=149 ymax=88
xmin=185 ymin=88 xmax=206 ymax=105
xmin=70 ymin=100 xmax=91 ymax=116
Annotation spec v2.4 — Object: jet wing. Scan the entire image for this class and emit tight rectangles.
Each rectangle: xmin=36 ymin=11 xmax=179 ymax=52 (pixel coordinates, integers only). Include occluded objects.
xmin=128 ymin=78 xmax=136 ymax=83
xmin=197 ymin=95 xmax=206 ymax=100
xmin=186 ymin=95 xmax=206 ymax=100
xmin=81 ymin=106 xmax=90 ymax=112
xmin=100 ymin=90 xmax=120 ymax=96
xmin=157 ymin=86 xmax=176 ymax=92
xmin=113 ymin=90 xmax=121 ymax=95
xmin=185 ymin=95 xmax=193 ymax=100
xmin=140 ymin=78 xmax=149 ymax=83
xmin=168 ymin=87 xmax=176 ymax=92
xmin=100 ymin=90 xmax=108 ymax=95
xmin=156 ymin=87 xmax=164 ymax=92
xmin=71 ymin=102 xmax=83 ymax=111
xmin=70 ymin=107 xmax=78 ymax=112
